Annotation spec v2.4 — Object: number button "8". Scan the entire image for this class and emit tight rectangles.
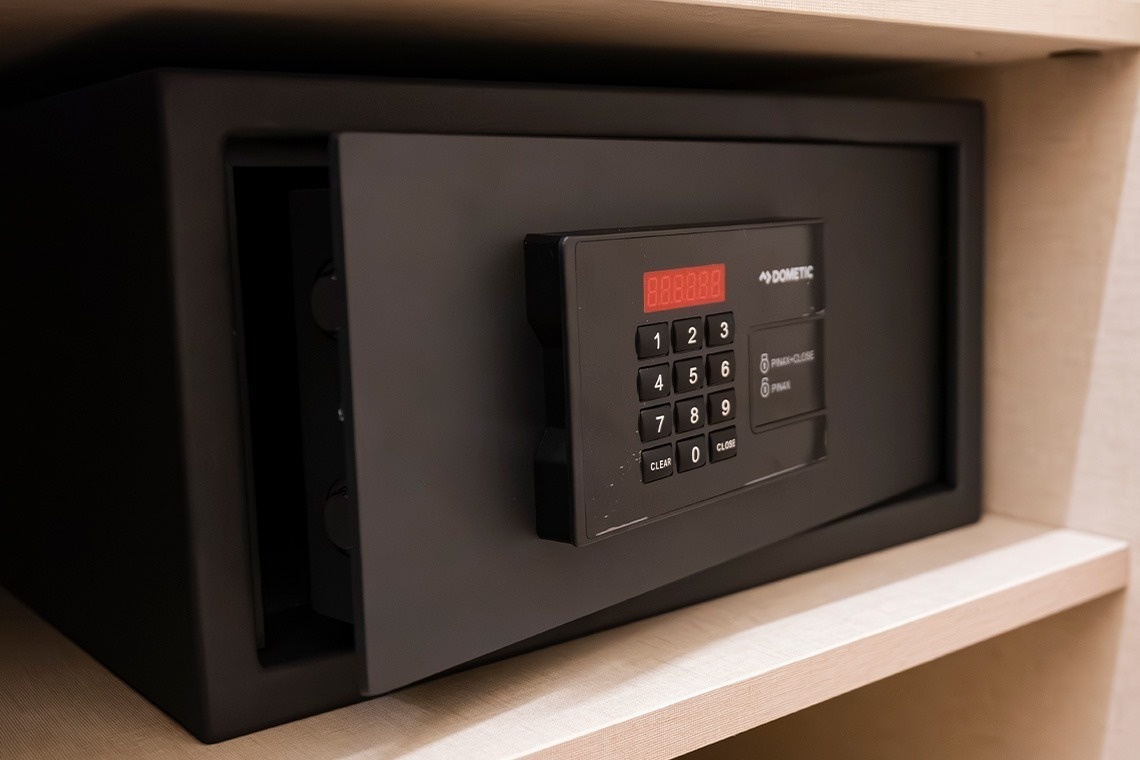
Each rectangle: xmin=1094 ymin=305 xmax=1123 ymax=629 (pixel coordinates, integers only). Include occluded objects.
xmin=674 ymin=397 xmax=705 ymax=433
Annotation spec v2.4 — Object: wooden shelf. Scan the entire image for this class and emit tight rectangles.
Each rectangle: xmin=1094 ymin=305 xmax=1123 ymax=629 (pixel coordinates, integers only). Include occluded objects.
xmin=5 ymin=0 xmax=1140 ymax=81
xmin=0 ymin=514 xmax=1127 ymax=759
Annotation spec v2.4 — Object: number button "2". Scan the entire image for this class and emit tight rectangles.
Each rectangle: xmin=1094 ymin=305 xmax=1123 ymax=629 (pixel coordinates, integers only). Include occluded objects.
xmin=671 ymin=317 xmax=704 ymax=353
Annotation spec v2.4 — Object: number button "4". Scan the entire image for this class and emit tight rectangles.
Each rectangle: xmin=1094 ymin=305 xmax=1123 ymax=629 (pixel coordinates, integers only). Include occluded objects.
xmin=637 ymin=364 xmax=671 ymax=402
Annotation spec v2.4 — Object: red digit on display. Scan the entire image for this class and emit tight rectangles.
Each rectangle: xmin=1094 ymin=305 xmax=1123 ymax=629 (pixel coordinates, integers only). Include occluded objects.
xmin=643 ymin=264 xmax=726 ymax=313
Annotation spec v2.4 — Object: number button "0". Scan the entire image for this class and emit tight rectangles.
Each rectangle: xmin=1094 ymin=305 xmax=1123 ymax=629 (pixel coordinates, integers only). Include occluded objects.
xmin=676 ymin=435 xmax=708 ymax=472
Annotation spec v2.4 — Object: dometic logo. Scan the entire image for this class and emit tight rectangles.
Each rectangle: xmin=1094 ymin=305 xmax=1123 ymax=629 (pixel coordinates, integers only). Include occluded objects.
xmin=758 ymin=265 xmax=814 ymax=285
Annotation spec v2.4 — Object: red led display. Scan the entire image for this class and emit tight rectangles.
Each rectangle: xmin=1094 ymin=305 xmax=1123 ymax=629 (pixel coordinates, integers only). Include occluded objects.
xmin=643 ymin=264 xmax=726 ymax=313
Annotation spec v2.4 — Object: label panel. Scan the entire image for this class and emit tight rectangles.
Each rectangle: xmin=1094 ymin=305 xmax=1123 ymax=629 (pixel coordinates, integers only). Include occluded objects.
xmin=749 ymin=320 xmax=825 ymax=429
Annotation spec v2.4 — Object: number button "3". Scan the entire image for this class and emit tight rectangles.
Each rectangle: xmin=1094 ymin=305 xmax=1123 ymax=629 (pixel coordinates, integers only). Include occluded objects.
xmin=706 ymin=312 xmax=735 ymax=346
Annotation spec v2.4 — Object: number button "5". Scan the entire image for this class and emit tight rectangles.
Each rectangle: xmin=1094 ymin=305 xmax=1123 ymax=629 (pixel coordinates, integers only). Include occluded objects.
xmin=673 ymin=357 xmax=704 ymax=392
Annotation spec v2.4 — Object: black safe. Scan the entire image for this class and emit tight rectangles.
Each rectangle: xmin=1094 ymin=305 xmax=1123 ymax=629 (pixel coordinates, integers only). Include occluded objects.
xmin=0 ymin=71 xmax=982 ymax=742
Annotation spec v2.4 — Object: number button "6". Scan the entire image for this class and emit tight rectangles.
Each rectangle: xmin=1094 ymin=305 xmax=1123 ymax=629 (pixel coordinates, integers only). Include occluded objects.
xmin=707 ymin=351 xmax=735 ymax=385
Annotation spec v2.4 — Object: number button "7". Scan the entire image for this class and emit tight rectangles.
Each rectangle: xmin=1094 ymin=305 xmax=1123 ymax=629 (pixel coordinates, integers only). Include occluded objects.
xmin=638 ymin=405 xmax=673 ymax=443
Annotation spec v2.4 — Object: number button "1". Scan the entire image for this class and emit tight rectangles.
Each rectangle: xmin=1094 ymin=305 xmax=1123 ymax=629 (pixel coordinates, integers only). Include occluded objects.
xmin=636 ymin=323 xmax=669 ymax=359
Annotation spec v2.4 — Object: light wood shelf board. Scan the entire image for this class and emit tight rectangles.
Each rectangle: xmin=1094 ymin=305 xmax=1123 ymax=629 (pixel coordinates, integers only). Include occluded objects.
xmin=4 ymin=0 xmax=1140 ymax=79
xmin=0 ymin=514 xmax=1128 ymax=759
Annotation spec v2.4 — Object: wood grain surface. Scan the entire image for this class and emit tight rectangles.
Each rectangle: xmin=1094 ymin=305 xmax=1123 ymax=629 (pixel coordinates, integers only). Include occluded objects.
xmin=0 ymin=515 xmax=1127 ymax=759
xmin=689 ymin=49 xmax=1140 ymax=760
xmin=3 ymin=0 xmax=1140 ymax=81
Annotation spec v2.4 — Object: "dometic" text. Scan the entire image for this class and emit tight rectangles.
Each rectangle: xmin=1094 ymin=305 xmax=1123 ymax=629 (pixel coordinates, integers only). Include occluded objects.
xmin=758 ymin=265 xmax=814 ymax=285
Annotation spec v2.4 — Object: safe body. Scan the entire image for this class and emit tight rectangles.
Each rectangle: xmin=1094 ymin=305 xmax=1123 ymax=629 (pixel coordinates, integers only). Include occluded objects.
xmin=0 ymin=71 xmax=981 ymax=741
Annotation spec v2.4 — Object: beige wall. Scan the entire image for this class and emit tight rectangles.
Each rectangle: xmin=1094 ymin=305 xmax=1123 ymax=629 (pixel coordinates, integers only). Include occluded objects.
xmin=688 ymin=50 xmax=1140 ymax=760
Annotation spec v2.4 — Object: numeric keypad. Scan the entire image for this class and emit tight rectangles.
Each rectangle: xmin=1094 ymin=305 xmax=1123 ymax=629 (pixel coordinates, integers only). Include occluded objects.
xmin=636 ymin=311 xmax=739 ymax=483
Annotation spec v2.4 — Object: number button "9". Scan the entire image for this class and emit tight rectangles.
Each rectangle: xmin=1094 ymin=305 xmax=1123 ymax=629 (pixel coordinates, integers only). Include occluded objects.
xmin=708 ymin=389 xmax=736 ymax=423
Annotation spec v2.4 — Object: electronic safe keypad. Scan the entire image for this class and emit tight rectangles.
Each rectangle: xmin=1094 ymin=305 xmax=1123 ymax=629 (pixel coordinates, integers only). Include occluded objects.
xmin=527 ymin=220 xmax=827 ymax=545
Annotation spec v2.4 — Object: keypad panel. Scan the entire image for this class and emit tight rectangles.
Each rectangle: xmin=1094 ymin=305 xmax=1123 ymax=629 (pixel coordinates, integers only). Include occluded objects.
xmin=639 ymin=311 xmax=739 ymax=483
xmin=528 ymin=219 xmax=827 ymax=544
